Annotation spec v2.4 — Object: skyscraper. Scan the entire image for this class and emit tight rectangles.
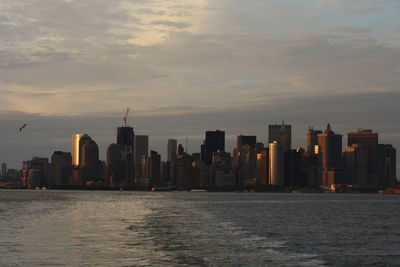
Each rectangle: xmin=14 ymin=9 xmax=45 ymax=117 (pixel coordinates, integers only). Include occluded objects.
xmin=81 ymin=139 xmax=101 ymax=182
xmin=201 ymin=130 xmax=225 ymax=165
xmin=237 ymin=135 xmax=257 ymax=150
xmin=117 ymin=126 xmax=134 ymax=183
xmin=106 ymin=144 xmax=123 ymax=184
xmin=50 ymin=151 xmax=72 ymax=186
xmin=269 ymin=122 xmax=292 ymax=152
xmin=1 ymin=163 xmax=6 ymax=178
xmin=269 ymin=141 xmax=284 ymax=185
xmin=348 ymin=129 xmax=378 ymax=186
xmin=377 ymin=144 xmax=397 ymax=189
xmin=306 ymin=127 xmax=322 ymax=154
xmin=72 ymin=134 xmax=92 ymax=167
xmin=344 ymin=144 xmax=368 ymax=186
xmin=134 ymin=135 xmax=149 ymax=165
xmin=317 ymin=124 xmax=343 ymax=185
xmin=167 ymin=139 xmax=178 ymax=163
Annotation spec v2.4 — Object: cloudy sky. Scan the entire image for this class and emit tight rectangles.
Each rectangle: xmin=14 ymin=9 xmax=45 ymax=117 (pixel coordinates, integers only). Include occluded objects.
xmin=0 ymin=0 xmax=399 ymax=171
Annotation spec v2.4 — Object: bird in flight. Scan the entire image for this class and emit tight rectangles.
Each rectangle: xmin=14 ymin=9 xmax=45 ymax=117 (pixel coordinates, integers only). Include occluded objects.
xmin=19 ymin=123 xmax=28 ymax=132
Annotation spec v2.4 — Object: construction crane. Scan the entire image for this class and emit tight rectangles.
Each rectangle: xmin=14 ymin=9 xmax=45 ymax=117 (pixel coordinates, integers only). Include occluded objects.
xmin=124 ymin=107 xmax=130 ymax=127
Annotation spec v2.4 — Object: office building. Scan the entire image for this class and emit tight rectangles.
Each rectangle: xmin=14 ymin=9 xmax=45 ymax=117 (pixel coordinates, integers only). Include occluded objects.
xmin=117 ymin=126 xmax=134 ymax=183
xmin=377 ymin=144 xmax=397 ymax=189
xmin=344 ymin=144 xmax=368 ymax=186
xmin=50 ymin=151 xmax=72 ymax=186
xmin=317 ymin=124 xmax=343 ymax=185
xmin=201 ymin=130 xmax=225 ymax=165
xmin=237 ymin=135 xmax=257 ymax=150
xmin=306 ymin=127 xmax=322 ymax=154
xmin=135 ymin=135 xmax=149 ymax=165
xmin=269 ymin=122 xmax=292 ymax=152
xmin=348 ymin=129 xmax=378 ymax=186
xmin=72 ymin=134 xmax=92 ymax=167
xmin=1 ymin=163 xmax=6 ymax=178
xmin=269 ymin=141 xmax=284 ymax=186
xmin=106 ymin=144 xmax=123 ymax=185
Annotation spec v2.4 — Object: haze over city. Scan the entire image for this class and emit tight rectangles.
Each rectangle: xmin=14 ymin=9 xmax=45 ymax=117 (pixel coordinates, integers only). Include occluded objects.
xmin=0 ymin=0 xmax=399 ymax=170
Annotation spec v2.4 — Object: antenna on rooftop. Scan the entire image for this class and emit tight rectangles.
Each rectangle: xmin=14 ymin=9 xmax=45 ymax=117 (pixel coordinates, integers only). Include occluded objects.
xmin=123 ymin=107 xmax=130 ymax=127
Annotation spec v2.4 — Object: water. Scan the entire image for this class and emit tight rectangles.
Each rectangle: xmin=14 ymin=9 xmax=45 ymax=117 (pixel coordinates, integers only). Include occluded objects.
xmin=0 ymin=190 xmax=399 ymax=266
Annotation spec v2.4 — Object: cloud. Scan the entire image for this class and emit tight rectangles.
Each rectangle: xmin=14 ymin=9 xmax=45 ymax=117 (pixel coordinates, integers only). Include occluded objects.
xmin=150 ymin=20 xmax=192 ymax=29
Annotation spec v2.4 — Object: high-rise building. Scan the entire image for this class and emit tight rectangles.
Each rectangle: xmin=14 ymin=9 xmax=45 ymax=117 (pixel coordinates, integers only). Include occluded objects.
xmin=269 ymin=122 xmax=292 ymax=152
xmin=72 ymin=134 xmax=92 ymax=167
xmin=167 ymin=139 xmax=178 ymax=163
xmin=317 ymin=124 xmax=343 ymax=185
xmin=1 ymin=163 xmax=6 ymax=178
xmin=306 ymin=127 xmax=322 ymax=154
xmin=348 ymin=129 xmax=378 ymax=186
xmin=117 ymin=126 xmax=134 ymax=183
xmin=81 ymin=139 xmax=101 ymax=182
xmin=201 ymin=130 xmax=225 ymax=165
xmin=149 ymin=150 xmax=162 ymax=187
xmin=259 ymin=148 xmax=269 ymax=186
xmin=237 ymin=135 xmax=257 ymax=150
xmin=50 ymin=151 xmax=72 ymax=186
xmin=106 ymin=144 xmax=123 ymax=185
xmin=134 ymin=135 xmax=149 ymax=165
xmin=344 ymin=144 xmax=368 ymax=186
xmin=269 ymin=141 xmax=284 ymax=186
xmin=377 ymin=144 xmax=397 ymax=189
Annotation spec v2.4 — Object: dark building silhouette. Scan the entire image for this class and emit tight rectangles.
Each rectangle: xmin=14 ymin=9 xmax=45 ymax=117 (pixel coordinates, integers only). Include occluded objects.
xmin=269 ymin=122 xmax=292 ymax=152
xmin=167 ymin=139 xmax=177 ymax=181
xmin=237 ymin=135 xmax=257 ymax=149
xmin=284 ymin=148 xmax=307 ymax=187
xmin=81 ymin=139 xmax=101 ymax=182
xmin=306 ymin=127 xmax=322 ymax=154
xmin=348 ymin=130 xmax=378 ymax=186
xmin=201 ymin=130 xmax=225 ymax=164
xmin=344 ymin=144 xmax=368 ymax=186
xmin=50 ymin=151 xmax=72 ymax=187
xmin=134 ymin=135 xmax=148 ymax=166
xmin=317 ymin=124 xmax=343 ymax=186
xmin=21 ymin=157 xmax=49 ymax=188
xmin=259 ymin=148 xmax=269 ymax=186
xmin=149 ymin=150 xmax=162 ymax=187
xmin=106 ymin=144 xmax=123 ymax=185
xmin=117 ymin=126 xmax=134 ymax=183
xmin=377 ymin=144 xmax=397 ymax=189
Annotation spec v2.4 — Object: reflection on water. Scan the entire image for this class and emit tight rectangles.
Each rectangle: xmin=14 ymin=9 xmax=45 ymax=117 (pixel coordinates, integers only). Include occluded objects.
xmin=0 ymin=190 xmax=399 ymax=266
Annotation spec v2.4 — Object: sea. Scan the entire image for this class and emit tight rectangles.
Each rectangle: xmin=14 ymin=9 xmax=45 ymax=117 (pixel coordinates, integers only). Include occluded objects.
xmin=0 ymin=190 xmax=399 ymax=266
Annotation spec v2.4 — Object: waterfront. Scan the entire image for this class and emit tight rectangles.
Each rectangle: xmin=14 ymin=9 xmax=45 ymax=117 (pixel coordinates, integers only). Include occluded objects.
xmin=0 ymin=190 xmax=399 ymax=266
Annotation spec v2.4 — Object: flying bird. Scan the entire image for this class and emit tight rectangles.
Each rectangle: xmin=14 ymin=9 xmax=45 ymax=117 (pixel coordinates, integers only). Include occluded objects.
xmin=19 ymin=123 xmax=28 ymax=132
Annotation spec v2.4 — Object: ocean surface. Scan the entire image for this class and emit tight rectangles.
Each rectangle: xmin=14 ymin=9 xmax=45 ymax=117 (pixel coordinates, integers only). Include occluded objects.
xmin=0 ymin=190 xmax=399 ymax=267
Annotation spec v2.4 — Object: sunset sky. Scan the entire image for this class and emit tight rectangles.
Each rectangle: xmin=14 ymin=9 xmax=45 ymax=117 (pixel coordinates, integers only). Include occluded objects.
xmin=0 ymin=0 xmax=399 ymax=169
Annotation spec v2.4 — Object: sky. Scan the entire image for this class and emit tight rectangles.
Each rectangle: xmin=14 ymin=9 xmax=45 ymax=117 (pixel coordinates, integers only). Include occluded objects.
xmin=0 ymin=0 xmax=399 ymax=171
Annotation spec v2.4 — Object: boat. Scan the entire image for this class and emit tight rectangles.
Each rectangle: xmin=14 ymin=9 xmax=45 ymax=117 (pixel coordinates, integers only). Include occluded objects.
xmin=190 ymin=189 xmax=208 ymax=192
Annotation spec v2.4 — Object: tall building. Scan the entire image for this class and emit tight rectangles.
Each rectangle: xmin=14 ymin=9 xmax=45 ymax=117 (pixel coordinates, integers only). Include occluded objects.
xmin=117 ymin=126 xmax=134 ymax=183
xmin=269 ymin=141 xmax=284 ymax=185
xmin=1 ymin=163 xmax=6 ymax=178
xmin=317 ymin=124 xmax=343 ymax=185
xmin=348 ymin=129 xmax=378 ymax=186
xmin=106 ymin=144 xmax=123 ymax=185
xmin=167 ymin=139 xmax=177 ymax=180
xmin=72 ymin=134 xmax=92 ymax=167
xmin=81 ymin=139 xmax=101 ymax=182
xmin=344 ymin=144 xmax=368 ymax=186
xmin=377 ymin=144 xmax=397 ymax=189
xmin=50 ymin=151 xmax=72 ymax=186
xmin=167 ymin=139 xmax=178 ymax=162
xmin=237 ymin=135 xmax=257 ymax=150
xmin=201 ymin=130 xmax=225 ymax=165
xmin=149 ymin=151 xmax=162 ymax=187
xmin=134 ymin=135 xmax=149 ymax=165
xmin=269 ymin=122 xmax=292 ymax=152
xmin=306 ymin=127 xmax=322 ymax=154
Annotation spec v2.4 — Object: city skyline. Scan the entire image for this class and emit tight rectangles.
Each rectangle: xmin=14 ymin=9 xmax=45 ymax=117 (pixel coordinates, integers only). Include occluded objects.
xmin=0 ymin=0 xmax=399 ymax=170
